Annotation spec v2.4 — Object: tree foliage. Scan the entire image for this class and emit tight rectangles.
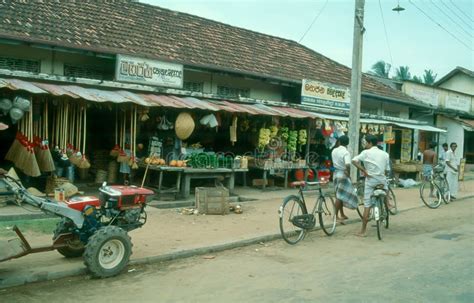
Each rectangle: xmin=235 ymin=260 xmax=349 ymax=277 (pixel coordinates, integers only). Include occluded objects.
xmin=394 ymin=66 xmax=411 ymax=80
xmin=423 ymin=69 xmax=437 ymax=85
xmin=370 ymin=60 xmax=391 ymax=78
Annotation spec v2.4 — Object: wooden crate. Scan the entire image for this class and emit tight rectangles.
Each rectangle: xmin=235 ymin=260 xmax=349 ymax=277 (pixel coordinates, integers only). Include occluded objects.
xmin=195 ymin=187 xmax=229 ymax=215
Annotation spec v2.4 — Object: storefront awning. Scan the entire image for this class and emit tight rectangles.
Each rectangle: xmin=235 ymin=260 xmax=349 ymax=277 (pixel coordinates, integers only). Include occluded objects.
xmin=460 ymin=119 xmax=474 ymax=131
xmin=0 ymin=76 xmax=449 ymax=132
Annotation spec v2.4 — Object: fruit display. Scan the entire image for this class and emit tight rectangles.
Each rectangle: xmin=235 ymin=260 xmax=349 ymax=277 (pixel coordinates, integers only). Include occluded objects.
xmin=169 ymin=160 xmax=187 ymax=167
xmin=287 ymin=130 xmax=298 ymax=153
xmin=258 ymin=128 xmax=271 ymax=150
xmin=298 ymin=129 xmax=307 ymax=145
xmin=144 ymin=156 xmax=166 ymax=166
xmin=279 ymin=127 xmax=289 ymax=140
xmin=269 ymin=125 xmax=278 ymax=138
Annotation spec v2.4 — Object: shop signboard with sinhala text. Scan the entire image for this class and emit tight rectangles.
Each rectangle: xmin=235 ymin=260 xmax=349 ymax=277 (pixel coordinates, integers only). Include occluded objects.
xmin=301 ymin=79 xmax=351 ymax=110
xmin=115 ymin=54 xmax=183 ymax=88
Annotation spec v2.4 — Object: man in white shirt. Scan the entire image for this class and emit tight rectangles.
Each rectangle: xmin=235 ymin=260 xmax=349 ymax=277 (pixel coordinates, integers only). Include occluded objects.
xmin=352 ymin=135 xmax=392 ymax=237
xmin=331 ymin=135 xmax=358 ymax=224
xmin=445 ymin=142 xmax=460 ymax=199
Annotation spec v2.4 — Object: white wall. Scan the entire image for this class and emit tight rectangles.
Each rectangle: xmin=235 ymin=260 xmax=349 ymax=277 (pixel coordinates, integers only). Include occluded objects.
xmin=439 ymin=73 xmax=474 ymax=96
xmin=437 ymin=115 xmax=465 ymax=159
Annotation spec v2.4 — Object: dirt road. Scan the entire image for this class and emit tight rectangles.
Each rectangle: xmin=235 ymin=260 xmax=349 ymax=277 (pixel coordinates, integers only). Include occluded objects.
xmin=1 ymin=197 xmax=473 ymax=303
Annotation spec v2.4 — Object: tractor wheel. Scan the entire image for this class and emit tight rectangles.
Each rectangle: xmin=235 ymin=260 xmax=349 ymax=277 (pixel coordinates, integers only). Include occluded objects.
xmin=53 ymin=219 xmax=85 ymax=258
xmin=83 ymin=226 xmax=132 ymax=278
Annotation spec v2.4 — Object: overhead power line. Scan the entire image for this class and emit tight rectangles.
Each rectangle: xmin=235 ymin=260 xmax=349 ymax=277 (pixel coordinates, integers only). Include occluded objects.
xmin=298 ymin=0 xmax=329 ymax=43
xmin=408 ymin=0 xmax=473 ymax=51
xmin=430 ymin=0 xmax=473 ymax=39
xmin=441 ymin=0 xmax=473 ymax=31
xmin=378 ymin=0 xmax=394 ymax=68
xmin=449 ymin=0 xmax=474 ymax=23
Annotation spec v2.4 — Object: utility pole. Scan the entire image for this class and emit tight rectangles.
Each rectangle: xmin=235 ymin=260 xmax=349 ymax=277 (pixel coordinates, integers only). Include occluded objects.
xmin=348 ymin=0 xmax=365 ymax=182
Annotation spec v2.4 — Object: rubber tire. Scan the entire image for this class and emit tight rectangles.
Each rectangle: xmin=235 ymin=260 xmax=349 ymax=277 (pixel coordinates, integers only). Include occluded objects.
xmin=84 ymin=226 xmax=132 ymax=278
xmin=53 ymin=219 xmax=85 ymax=258
xmin=318 ymin=195 xmax=336 ymax=236
xmin=388 ymin=187 xmax=398 ymax=215
xmin=375 ymin=198 xmax=383 ymax=241
xmin=279 ymin=195 xmax=306 ymax=245
xmin=356 ymin=182 xmax=365 ymax=219
xmin=438 ymin=178 xmax=451 ymax=204
xmin=420 ymin=181 xmax=442 ymax=209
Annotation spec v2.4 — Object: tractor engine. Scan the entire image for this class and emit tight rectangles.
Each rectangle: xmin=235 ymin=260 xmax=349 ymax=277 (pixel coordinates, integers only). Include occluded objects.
xmin=98 ymin=184 xmax=154 ymax=231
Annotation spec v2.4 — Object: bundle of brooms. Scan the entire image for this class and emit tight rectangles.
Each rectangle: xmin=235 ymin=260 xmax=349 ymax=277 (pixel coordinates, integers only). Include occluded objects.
xmin=35 ymin=100 xmax=55 ymax=172
xmin=129 ymin=105 xmax=138 ymax=170
xmin=110 ymin=108 xmax=120 ymax=157
xmin=117 ymin=108 xmax=130 ymax=163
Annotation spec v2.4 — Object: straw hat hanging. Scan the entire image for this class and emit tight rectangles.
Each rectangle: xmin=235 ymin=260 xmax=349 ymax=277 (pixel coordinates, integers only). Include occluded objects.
xmin=175 ymin=112 xmax=194 ymax=140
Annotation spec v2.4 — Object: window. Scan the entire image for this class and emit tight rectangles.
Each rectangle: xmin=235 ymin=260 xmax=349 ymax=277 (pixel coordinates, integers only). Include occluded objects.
xmin=217 ymin=85 xmax=250 ymax=98
xmin=0 ymin=56 xmax=40 ymax=73
xmin=384 ymin=110 xmax=400 ymax=118
xmin=362 ymin=108 xmax=378 ymax=115
xmin=64 ymin=64 xmax=110 ymax=80
xmin=183 ymin=81 xmax=204 ymax=93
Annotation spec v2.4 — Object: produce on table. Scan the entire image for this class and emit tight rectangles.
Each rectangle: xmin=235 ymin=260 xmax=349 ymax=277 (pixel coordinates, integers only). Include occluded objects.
xmin=258 ymin=128 xmax=271 ymax=150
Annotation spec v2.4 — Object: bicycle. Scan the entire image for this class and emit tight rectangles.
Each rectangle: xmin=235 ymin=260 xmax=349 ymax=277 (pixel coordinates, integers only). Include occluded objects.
xmin=356 ymin=177 xmax=397 ymax=219
xmin=420 ymin=164 xmax=450 ymax=209
xmin=371 ymin=184 xmax=390 ymax=240
xmin=278 ymin=180 xmax=336 ymax=245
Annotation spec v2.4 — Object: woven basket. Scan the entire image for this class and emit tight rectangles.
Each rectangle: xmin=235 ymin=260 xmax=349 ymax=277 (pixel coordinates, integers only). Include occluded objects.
xmin=175 ymin=112 xmax=195 ymax=140
xmin=95 ymin=169 xmax=108 ymax=184
xmin=45 ymin=176 xmax=70 ymax=194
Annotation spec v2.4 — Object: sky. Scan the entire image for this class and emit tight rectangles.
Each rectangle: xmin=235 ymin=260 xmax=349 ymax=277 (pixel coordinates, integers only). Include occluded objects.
xmin=141 ymin=0 xmax=473 ymax=81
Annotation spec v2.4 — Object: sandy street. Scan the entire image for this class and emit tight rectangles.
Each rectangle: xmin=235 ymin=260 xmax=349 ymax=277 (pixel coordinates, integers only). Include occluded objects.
xmin=1 ymin=197 xmax=473 ymax=303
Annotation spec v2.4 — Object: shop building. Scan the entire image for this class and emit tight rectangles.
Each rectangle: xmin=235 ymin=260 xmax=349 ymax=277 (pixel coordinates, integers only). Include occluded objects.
xmin=0 ymin=1 xmax=444 ymax=192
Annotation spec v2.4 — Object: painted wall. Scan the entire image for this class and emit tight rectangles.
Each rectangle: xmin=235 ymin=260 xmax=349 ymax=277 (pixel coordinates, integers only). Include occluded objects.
xmin=403 ymin=81 xmax=473 ymax=114
xmin=437 ymin=115 xmax=465 ymax=159
xmin=438 ymin=73 xmax=474 ymax=96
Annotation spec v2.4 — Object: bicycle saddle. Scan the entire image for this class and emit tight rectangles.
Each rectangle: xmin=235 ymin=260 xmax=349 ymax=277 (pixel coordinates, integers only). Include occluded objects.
xmin=372 ymin=184 xmax=386 ymax=197
xmin=290 ymin=181 xmax=306 ymax=188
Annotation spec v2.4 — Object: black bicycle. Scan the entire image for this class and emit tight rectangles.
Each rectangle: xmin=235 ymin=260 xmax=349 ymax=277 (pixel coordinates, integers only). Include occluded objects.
xmin=420 ymin=164 xmax=450 ymax=209
xmin=356 ymin=177 xmax=397 ymax=219
xmin=278 ymin=180 xmax=336 ymax=245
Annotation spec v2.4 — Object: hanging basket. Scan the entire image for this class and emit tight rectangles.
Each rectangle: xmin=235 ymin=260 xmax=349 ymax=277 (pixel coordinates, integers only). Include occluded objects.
xmin=175 ymin=112 xmax=195 ymax=140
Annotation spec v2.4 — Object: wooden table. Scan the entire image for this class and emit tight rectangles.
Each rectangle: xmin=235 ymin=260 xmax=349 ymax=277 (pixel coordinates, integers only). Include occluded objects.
xmin=249 ymin=166 xmax=308 ymax=189
xmin=180 ymin=168 xmax=248 ymax=199
xmin=140 ymin=164 xmax=184 ymax=199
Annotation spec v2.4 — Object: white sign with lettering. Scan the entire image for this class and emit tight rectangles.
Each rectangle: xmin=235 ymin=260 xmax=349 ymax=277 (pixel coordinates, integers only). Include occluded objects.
xmin=115 ymin=54 xmax=183 ymax=88
xmin=446 ymin=94 xmax=471 ymax=112
xmin=408 ymin=87 xmax=440 ymax=107
xmin=301 ymin=79 xmax=350 ymax=110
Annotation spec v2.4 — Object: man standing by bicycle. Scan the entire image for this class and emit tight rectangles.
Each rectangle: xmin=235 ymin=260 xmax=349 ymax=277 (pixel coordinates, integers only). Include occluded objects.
xmin=352 ymin=135 xmax=392 ymax=237
xmin=445 ymin=142 xmax=460 ymax=200
xmin=331 ymin=135 xmax=358 ymax=224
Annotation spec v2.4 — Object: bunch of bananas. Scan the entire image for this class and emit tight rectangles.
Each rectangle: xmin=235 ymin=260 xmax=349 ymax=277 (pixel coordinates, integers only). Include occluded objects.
xmin=298 ymin=129 xmax=307 ymax=145
xmin=279 ymin=127 xmax=289 ymax=140
xmin=258 ymin=128 xmax=271 ymax=150
xmin=287 ymin=130 xmax=298 ymax=152
xmin=269 ymin=125 xmax=278 ymax=138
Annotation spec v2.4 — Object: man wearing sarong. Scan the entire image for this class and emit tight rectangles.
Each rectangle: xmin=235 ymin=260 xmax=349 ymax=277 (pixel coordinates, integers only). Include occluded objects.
xmin=352 ymin=135 xmax=392 ymax=237
xmin=331 ymin=135 xmax=358 ymax=225
xmin=445 ymin=142 xmax=460 ymax=200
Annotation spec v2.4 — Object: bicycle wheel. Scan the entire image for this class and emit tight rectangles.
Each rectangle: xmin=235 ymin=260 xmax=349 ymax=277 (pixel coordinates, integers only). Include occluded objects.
xmin=279 ymin=195 xmax=306 ymax=245
xmin=388 ymin=187 xmax=398 ymax=215
xmin=318 ymin=195 xmax=336 ymax=236
xmin=437 ymin=177 xmax=451 ymax=204
xmin=374 ymin=198 xmax=383 ymax=240
xmin=383 ymin=198 xmax=390 ymax=229
xmin=420 ymin=180 xmax=442 ymax=209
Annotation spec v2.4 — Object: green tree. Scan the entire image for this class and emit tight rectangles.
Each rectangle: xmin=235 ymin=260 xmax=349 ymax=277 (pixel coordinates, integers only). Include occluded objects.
xmin=423 ymin=69 xmax=437 ymax=85
xmin=412 ymin=75 xmax=423 ymax=83
xmin=394 ymin=66 xmax=411 ymax=80
xmin=370 ymin=60 xmax=391 ymax=78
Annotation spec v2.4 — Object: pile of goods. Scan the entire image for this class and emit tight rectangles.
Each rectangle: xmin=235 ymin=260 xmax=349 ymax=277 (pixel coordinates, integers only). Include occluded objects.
xmin=144 ymin=155 xmax=166 ymax=166
xmin=287 ymin=130 xmax=298 ymax=153
xmin=169 ymin=160 xmax=187 ymax=167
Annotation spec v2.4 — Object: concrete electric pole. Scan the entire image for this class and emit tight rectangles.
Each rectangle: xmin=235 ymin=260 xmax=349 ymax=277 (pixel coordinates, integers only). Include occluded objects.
xmin=348 ymin=0 xmax=365 ymax=182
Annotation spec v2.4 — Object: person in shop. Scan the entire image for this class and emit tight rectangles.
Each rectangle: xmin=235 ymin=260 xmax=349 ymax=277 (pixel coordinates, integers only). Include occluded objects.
xmin=445 ymin=142 xmax=460 ymax=200
xmin=352 ymin=135 xmax=394 ymax=237
xmin=331 ymin=135 xmax=358 ymax=225
xmin=422 ymin=142 xmax=438 ymax=178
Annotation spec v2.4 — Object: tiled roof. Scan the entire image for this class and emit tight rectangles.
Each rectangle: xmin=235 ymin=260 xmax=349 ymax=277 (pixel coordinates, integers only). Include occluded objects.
xmin=0 ymin=0 xmax=423 ymax=106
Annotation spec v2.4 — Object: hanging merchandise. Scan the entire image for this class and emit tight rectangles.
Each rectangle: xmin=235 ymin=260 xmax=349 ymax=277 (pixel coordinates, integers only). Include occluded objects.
xmin=77 ymin=104 xmax=91 ymax=169
xmin=315 ymin=118 xmax=323 ymax=129
xmin=110 ymin=108 xmax=120 ymax=157
xmin=22 ymin=101 xmax=41 ymax=177
xmin=175 ymin=112 xmax=195 ymax=140
xmin=129 ymin=105 xmax=139 ymax=170
xmin=157 ymin=114 xmax=173 ymax=130
xmin=200 ymin=113 xmax=219 ymax=128
xmin=333 ymin=122 xmax=345 ymax=138
xmin=279 ymin=126 xmax=289 ymax=140
xmin=361 ymin=123 xmax=367 ymax=134
xmin=12 ymin=96 xmax=31 ymax=112
xmin=9 ymin=107 xmax=24 ymax=123
xmin=138 ymin=107 xmax=150 ymax=122
xmin=321 ymin=120 xmax=333 ymax=137
xmin=230 ymin=115 xmax=238 ymax=146
xmin=117 ymin=109 xmax=129 ymax=163
xmin=0 ymin=98 xmax=12 ymax=114
xmin=258 ymin=127 xmax=271 ymax=151
xmin=269 ymin=125 xmax=278 ymax=138
xmin=341 ymin=121 xmax=348 ymax=132
xmin=35 ymin=100 xmax=55 ymax=172
xmin=298 ymin=129 xmax=307 ymax=151
xmin=287 ymin=130 xmax=298 ymax=154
